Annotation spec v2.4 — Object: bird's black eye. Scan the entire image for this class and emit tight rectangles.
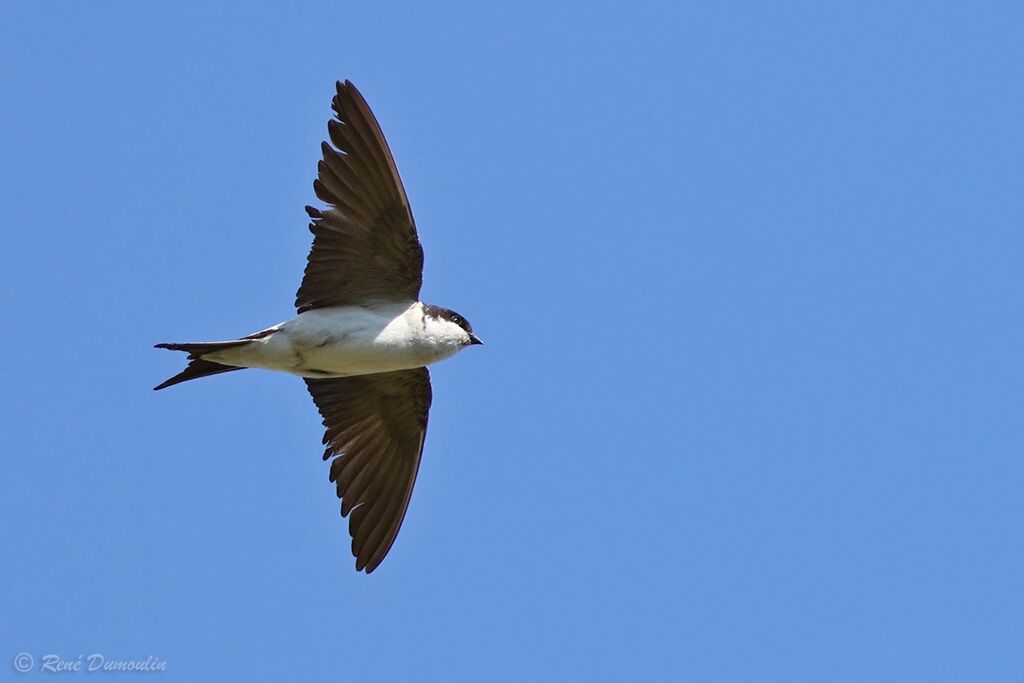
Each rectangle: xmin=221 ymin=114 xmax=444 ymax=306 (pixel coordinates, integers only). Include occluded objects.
xmin=452 ymin=316 xmax=462 ymax=325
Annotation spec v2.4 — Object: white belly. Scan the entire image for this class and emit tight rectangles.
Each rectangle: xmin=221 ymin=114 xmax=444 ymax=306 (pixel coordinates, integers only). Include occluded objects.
xmin=204 ymin=304 xmax=464 ymax=378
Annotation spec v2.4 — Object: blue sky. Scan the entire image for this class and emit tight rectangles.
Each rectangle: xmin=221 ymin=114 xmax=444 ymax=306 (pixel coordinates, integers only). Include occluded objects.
xmin=2 ymin=1 xmax=1023 ymax=681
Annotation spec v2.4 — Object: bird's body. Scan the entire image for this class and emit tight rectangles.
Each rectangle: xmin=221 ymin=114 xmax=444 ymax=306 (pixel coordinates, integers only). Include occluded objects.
xmin=199 ymin=302 xmax=469 ymax=379
xmin=155 ymin=81 xmax=481 ymax=573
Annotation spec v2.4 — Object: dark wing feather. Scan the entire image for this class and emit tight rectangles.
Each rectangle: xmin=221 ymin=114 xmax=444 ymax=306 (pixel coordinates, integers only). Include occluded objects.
xmin=305 ymin=368 xmax=432 ymax=573
xmin=296 ymin=80 xmax=424 ymax=312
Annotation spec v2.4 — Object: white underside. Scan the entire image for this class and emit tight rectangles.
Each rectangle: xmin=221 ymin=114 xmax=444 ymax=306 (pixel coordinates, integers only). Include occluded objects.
xmin=203 ymin=301 xmax=468 ymax=378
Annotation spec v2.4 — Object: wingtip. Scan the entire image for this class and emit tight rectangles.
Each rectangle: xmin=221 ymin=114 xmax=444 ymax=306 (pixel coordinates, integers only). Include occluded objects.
xmin=336 ymin=80 xmax=367 ymax=110
xmin=334 ymin=80 xmax=355 ymax=109
xmin=353 ymin=542 xmax=366 ymax=572
xmin=355 ymin=556 xmax=377 ymax=574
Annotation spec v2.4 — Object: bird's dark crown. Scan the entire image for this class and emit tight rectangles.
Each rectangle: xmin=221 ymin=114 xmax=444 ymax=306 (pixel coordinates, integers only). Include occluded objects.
xmin=423 ymin=304 xmax=475 ymax=334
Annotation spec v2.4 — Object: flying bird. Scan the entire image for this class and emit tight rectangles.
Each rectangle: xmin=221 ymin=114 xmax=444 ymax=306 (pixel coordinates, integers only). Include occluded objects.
xmin=155 ymin=81 xmax=482 ymax=573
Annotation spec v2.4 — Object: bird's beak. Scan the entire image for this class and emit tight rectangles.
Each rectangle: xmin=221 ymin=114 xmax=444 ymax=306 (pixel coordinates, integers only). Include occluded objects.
xmin=468 ymin=333 xmax=484 ymax=346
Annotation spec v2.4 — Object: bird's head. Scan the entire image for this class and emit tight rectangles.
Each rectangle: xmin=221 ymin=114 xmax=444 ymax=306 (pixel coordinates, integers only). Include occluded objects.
xmin=422 ymin=304 xmax=483 ymax=347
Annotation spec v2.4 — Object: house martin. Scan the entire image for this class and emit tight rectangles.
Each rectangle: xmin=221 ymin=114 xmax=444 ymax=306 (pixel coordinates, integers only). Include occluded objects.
xmin=155 ymin=81 xmax=482 ymax=573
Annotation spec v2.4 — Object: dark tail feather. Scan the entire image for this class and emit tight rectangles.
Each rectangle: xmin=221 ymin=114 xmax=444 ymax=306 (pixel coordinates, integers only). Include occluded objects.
xmin=154 ymin=339 xmax=255 ymax=354
xmin=153 ymin=358 xmax=245 ymax=391
xmin=154 ymin=339 xmax=254 ymax=391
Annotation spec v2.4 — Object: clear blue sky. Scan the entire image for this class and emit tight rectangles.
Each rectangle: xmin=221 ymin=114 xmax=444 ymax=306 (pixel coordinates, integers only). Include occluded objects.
xmin=2 ymin=2 xmax=1023 ymax=681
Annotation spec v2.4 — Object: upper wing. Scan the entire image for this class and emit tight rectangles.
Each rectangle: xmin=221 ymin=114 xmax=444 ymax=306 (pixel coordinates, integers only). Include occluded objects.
xmin=296 ymin=80 xmax=424 ymax=312
xmin=305 ymin=368 xmax=432 ymax=573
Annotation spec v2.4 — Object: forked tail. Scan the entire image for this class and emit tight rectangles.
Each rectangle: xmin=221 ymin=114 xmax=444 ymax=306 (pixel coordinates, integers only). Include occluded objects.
xmin=153 ymin=339 xmax=253 ymax=391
